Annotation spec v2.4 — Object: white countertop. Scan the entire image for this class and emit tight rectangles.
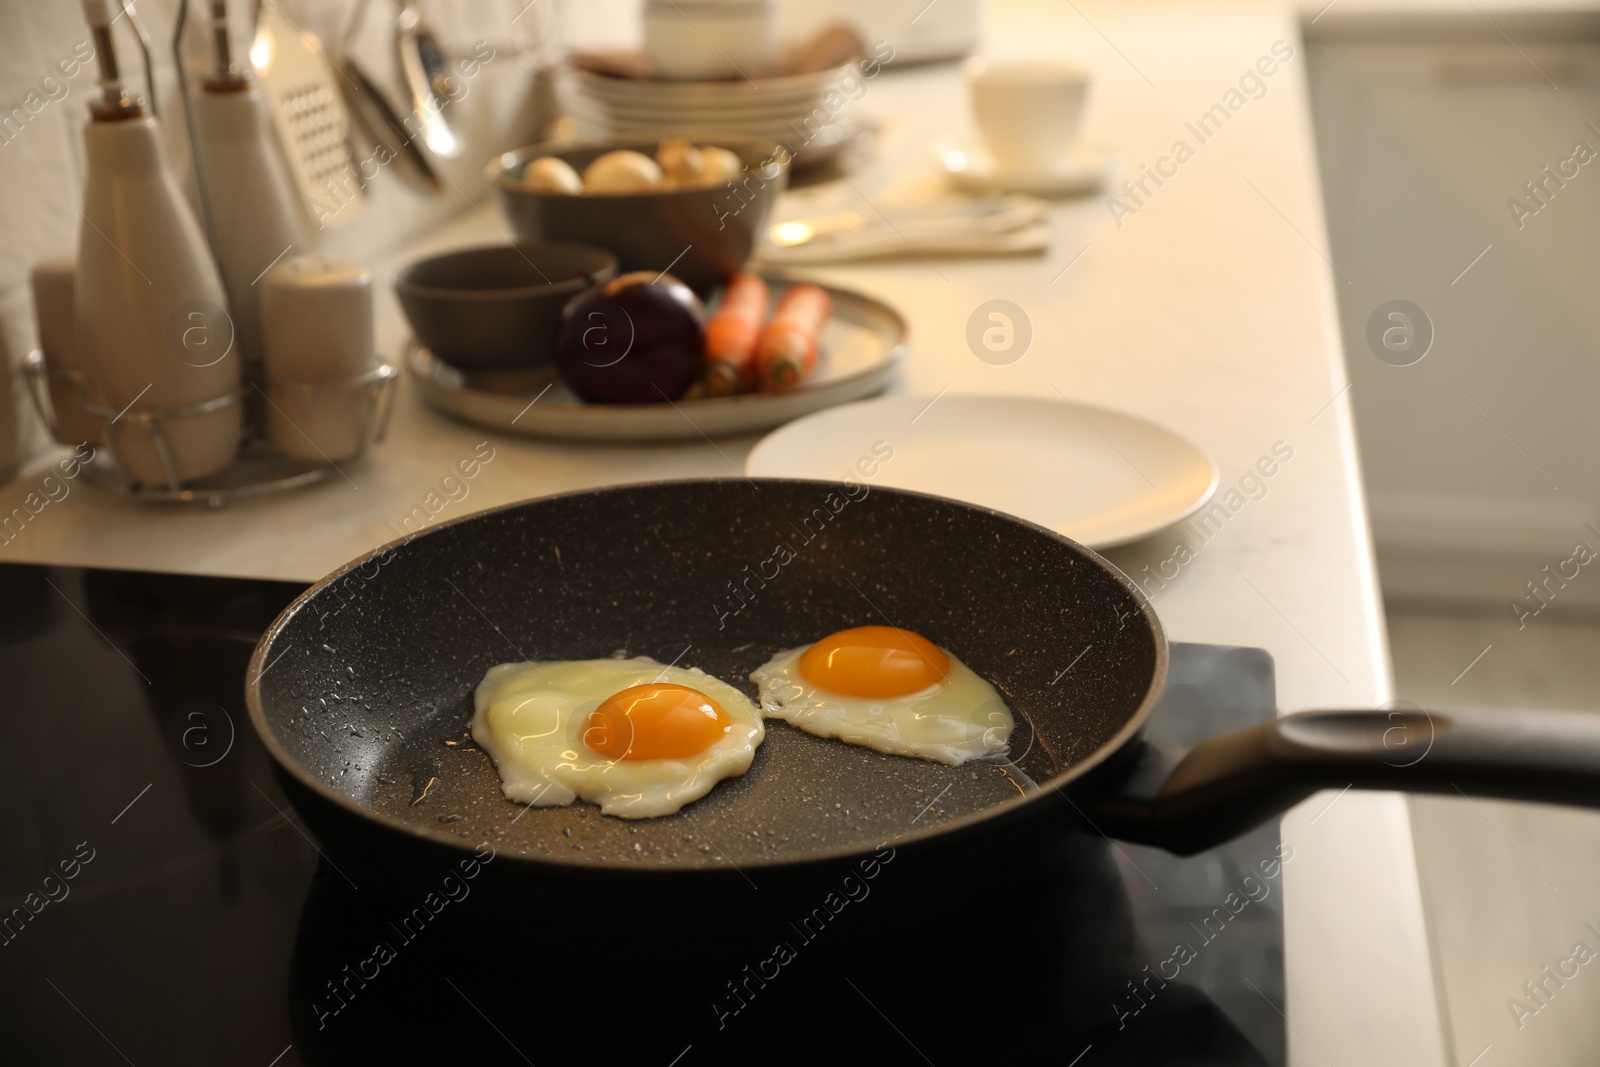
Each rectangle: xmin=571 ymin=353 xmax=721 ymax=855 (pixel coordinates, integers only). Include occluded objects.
xmin=1 ymin=2 xmax=1447 ymax=1062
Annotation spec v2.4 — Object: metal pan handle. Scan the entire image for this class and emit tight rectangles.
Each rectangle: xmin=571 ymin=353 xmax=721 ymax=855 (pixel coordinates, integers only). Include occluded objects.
xmin=1086 ymin=706 xmax=1600 ymax=854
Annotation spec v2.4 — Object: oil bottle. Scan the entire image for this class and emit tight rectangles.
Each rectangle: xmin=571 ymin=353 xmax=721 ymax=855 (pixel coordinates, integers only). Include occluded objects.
xmin=74 ymin=0 xmax=241 ymax=488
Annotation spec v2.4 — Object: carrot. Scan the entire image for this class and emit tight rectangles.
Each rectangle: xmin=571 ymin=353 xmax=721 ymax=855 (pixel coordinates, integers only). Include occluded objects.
xmin=758 ymin=284 xmax=831 ymax=393
xmin=702 ymin=273 xmax=769 ymax=396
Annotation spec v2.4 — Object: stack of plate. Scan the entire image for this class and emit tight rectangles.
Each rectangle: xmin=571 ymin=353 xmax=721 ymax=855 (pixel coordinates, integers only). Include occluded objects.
xmin=566 ymin=62 xmax=858 ymax=159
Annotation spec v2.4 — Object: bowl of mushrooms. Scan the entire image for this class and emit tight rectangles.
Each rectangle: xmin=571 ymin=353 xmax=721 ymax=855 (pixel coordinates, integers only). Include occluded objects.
xmin=487 ymin=134 xmax=788 ymax=293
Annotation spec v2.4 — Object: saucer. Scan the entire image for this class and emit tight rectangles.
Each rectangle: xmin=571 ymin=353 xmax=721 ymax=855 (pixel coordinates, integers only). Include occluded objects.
xmin=939 ymin=141 xmax=1112 ymax=197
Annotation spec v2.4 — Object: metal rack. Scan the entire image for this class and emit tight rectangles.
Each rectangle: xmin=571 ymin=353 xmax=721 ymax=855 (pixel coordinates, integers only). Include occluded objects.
xmin=23 ymin=350 xmax=397 ymax=507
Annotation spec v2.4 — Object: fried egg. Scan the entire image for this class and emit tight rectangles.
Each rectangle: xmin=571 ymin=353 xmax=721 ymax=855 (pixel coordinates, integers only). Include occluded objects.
xmin=750 ymin=626 xmax=1014 ymax=765
xmin=471 ymin=657 xmax=763 ymax=818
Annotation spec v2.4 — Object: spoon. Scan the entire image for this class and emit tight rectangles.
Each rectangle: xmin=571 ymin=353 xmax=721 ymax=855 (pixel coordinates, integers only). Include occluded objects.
xmin=336 ymin=0 xmax=443 ymax=194
xmin=395 ymin=0 xmax=462 ymax=160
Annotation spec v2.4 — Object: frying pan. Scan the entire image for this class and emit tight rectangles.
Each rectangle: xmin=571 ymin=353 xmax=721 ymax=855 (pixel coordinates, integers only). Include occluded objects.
xmin=246 ymin=479 xmax=1600 ymax=886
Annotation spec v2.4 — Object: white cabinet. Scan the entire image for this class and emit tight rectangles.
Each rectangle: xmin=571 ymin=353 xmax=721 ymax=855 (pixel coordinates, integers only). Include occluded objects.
xmin=1310 ymin=23 xmax=1600 ymax=602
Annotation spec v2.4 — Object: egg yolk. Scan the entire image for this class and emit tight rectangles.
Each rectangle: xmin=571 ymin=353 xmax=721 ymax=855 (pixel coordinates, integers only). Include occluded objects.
xmin=583 ymin=683 xmax=730 ymax=761
xmin=798 ymin=626 xmax=950 ymax=699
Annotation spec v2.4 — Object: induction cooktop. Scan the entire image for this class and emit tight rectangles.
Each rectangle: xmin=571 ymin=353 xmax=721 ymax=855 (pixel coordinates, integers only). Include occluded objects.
xmin=0 ymin=563 xmax=1283 ymax=1066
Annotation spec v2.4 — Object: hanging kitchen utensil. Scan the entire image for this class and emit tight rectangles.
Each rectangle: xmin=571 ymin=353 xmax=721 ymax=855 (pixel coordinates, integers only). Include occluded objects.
xmin=335 ymin=0 xmax=443 ymax=195
xmin=395 ymin=0 xmax=463 ymax=160
xmin=251 ymin=1 xmax=367 ymax=228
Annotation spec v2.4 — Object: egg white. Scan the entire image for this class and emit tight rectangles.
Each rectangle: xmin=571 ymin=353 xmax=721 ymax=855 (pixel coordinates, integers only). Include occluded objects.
xmin=750 ymin=645 xmax=1014 ymax=766
xmin=471 ymin=657 xmax=763 ymax=819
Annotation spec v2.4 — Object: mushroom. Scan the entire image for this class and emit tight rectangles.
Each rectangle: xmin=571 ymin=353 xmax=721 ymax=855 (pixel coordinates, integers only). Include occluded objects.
xmin=522 ymin=155 xmax=583 ymax=194
xmin=582 ymin=150 xmax=664 ymax=193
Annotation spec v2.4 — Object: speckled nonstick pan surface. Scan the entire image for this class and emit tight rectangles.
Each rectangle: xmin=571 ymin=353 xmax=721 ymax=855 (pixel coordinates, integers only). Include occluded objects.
xmin=246 ymin=479 xmax=1163 ymax=875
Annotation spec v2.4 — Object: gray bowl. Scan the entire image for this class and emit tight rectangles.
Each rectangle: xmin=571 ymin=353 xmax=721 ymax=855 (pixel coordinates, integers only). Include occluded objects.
xmin=486 ymin=134 xmax=789 ymax=294
xmin=394 ymin=240 xmax=617 ymax=370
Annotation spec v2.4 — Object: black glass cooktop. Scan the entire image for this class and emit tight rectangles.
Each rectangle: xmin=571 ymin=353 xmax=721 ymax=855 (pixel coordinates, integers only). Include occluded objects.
xmin=0 ymin=563 xmax=1284 ymax=1066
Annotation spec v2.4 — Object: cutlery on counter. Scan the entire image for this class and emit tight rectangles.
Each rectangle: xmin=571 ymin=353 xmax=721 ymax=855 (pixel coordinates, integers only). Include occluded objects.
xmin=759 ymin=195 xmax=1050 ymax=263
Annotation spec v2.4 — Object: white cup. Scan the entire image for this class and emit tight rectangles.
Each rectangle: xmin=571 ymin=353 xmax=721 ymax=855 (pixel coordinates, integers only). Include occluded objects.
xmin=643 ymin=0 xmax=775 ymax=81
xmin=968 ymin=59 xmax=1091 ymax=175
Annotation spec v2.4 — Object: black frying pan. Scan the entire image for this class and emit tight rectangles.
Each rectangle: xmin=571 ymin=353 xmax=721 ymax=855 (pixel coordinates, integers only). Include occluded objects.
xmin=246 ymin=479 xmax=1600 ymax=886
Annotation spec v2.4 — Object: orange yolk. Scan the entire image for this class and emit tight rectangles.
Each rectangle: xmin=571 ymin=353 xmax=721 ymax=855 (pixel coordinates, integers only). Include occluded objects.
xmin=798 ymin=626 xmax=950 ymax=699
xmin=583 ymin=683 xmax=730 ymax=761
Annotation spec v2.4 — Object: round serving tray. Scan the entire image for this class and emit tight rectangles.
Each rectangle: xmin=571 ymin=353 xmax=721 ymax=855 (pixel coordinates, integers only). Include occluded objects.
xmin=406 ymin=274 xmax=906 ymax=443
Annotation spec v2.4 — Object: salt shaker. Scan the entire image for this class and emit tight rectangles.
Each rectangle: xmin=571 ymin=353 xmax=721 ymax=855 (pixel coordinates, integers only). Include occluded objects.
xmin=260 ymin=255 xmax=374 ymax=463
xmin=30 ymin=260 xmax=102 ymax=447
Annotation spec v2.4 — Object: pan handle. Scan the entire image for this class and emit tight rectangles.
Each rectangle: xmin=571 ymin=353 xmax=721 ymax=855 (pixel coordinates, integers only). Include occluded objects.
xmin=1085 ymin=707 xmax=1600 ymax=854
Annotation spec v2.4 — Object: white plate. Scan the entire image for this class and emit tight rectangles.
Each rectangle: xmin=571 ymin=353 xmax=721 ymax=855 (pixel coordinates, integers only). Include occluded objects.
xmin=569 ymin=98 xmax=845 ymax=135
xmin=939 ymin=142 xmax=1113 ymax=198
xmin=576 ymin=92 xmax=836 ymax=119
xmin=573 ymin=108 xmax=832 ymax=140
xmin=577 ymin=86 xmax=834 ymax=116
xmin=586 ymin=109 xmax=826 ymax=128
xmin=406 ymin=275 xmax=906 ymax=443
xmin=568 ymin=108 xmax=861 ymax=170
xmin=579 ymin=94 xmax=828 ymax=113
xmin=745 ymin=395 xmax=1218 ymax=548
xmin=572 ymin=65 xmax=842 ymax=107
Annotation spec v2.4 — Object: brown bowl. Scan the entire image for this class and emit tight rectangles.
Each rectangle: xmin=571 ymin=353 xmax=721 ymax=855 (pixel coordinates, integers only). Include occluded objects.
xmin=393 ymin=240 xmax=617 ymax=371
xmin=486 ymin=134 xmax=789 ymax=294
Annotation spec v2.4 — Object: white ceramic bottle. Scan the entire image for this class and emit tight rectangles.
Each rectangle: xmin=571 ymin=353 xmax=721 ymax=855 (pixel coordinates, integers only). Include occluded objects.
xmin=189 ymin=0 xmax=310 ymax=369
xmin=74 ymin=0 xmax=241 ymax=487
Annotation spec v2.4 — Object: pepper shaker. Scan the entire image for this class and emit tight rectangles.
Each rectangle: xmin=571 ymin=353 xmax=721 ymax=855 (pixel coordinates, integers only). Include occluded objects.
xmin=260 ymin=254 xmax=374 ymax=463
